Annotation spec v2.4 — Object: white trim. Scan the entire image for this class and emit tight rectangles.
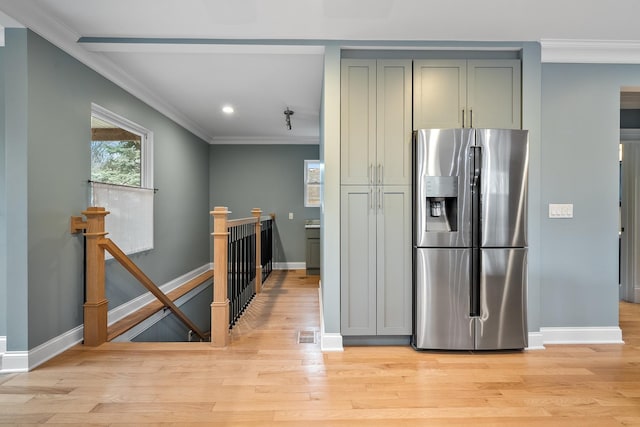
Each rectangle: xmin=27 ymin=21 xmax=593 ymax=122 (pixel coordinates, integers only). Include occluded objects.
xmin=1 ymin=351 xmax=29 ymax=373
xmin=273 ymin=262 xmax=306 ymax=270
xmin=540 ymin=326 xmax=624 ymax=344
xmin=318 ymin=281 xmax=343 ymax=352
xmin=0 ymin=336 xmax=6 ymax=354
xmin=526 ymin=332 xmax=545 ymax=350
xmin=108 ymin=263 xmax=212 ymax=325
xmin=80 ymin=42 xmax=325 ymax=55
xmin=541 ymin=39 xmax=640 ymax=64
xmin=0 ymin=264 xmax=213 ymax=373
xmin=0 ymin=2 xmax=212 ymax=142
xmin=91 ymin=103 xmax=154 ymax=189
xmin=29 ymin=325 xmax=84 ymax=370
xmin=112 ymin=280 xmax=211 ymax=342
xmin=210 ymin=136 xmax=319 ymax=145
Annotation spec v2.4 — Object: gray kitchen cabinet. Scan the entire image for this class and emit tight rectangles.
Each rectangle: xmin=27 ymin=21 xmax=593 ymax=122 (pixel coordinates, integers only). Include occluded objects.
xmin=340 ymin=186 xmax=412 ymax=336
xmin=340 ymin=58 xmax=412 ymax=337
xmin=341 ymin=59 xmax=412 ymax=186
xmin=305 ymin=227 xmax=320 ymax=275
xmin=413 ymin=59 xmax=521 ymax=130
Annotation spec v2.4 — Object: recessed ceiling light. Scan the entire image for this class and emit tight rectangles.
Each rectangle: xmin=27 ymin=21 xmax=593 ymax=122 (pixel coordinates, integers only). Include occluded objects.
xmin=222 ymin=105 xmax=234 ymax=114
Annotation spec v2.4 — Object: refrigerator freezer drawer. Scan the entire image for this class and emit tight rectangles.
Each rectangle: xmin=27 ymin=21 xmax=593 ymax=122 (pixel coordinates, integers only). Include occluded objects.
xmin=475 ymin=248 xmax=528 ymax=350
xmin=414 ymin=248 xmax=474 ymax=350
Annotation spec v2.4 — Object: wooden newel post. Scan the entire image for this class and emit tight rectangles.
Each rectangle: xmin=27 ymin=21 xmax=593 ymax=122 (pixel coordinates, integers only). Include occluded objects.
xmin=211 ymin=206 xmax=230 ymax=347
xmin=83 ymin=207 xmax=110 ymax=346
xmin=252 ymin=208 xmax=263 ymax=294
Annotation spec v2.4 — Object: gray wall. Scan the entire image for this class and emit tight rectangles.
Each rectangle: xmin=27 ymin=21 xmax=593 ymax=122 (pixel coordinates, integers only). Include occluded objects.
xmin=0 ymin=37 xmax=7 ymax=340
xmin=209 ymin=144 xmax=320 ymax=264
xmin=2 ymin=29 xmax=211 ymax=351
xmin=3 ymin=29 xmax=29 ymax=350
xmin=540 ymin=63 xmax=640 ymax=327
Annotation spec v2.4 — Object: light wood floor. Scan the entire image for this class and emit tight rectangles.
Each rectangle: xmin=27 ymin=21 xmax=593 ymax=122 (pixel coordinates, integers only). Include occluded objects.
xmin=1 ymin=270 xmax=640 ymax=426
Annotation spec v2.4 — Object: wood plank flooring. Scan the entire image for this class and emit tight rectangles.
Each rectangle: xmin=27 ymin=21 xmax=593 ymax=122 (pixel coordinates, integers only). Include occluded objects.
xmin=1 ymin=270 xmax=640 ymax=426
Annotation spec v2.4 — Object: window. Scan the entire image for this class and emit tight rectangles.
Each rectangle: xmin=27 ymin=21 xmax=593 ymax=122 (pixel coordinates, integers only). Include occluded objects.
xmin=90 ymin=104 xmax=154 ymax=255
xmin=304 ymin=160 xmax=321 ymax=207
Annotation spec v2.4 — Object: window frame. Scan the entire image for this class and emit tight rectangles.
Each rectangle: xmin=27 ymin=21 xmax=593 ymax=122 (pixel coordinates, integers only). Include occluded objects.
xmin=90 ymin=103 xmax=155 ymax=256
xmin=91 ymin=103 xmax=154 ymax=189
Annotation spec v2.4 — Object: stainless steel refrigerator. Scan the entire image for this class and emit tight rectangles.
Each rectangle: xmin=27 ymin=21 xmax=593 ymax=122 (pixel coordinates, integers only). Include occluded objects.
xmin=413 ymin=128 xmax=528 ymax=350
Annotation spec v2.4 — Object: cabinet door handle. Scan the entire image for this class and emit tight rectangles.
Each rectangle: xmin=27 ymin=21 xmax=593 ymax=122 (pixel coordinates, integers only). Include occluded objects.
xmin=378 ymin=188 xmax=382 ymax=211
xmin=378 ymin=164 xmax=382 ymax=184
xmin=470 ymin=109 xmax=473 ymax=128
xmin=369 ymin=164 xmax=373 ymax=185
xmin=370 ymin=188 xmax=374 ymax=210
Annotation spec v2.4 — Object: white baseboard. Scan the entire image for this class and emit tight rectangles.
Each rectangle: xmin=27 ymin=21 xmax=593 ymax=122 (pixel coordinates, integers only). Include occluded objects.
xmin=526 ymin=332 xmax=545 ymax=350
xmin=1 ymin=351 xmax=29 ymax=373
xmin=540 ymin=326 xmax=624 ymax=344
xmin=0 ymin=263 xmax=213 ymax=373
xmin=318 ymin=281 xmax=343 ymax=352
xmin=273 ymin=262 xmax=306 ymax=270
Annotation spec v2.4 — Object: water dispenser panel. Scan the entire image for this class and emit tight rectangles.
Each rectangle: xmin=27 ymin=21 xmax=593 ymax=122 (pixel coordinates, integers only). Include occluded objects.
xmin=425 ymin=176 xmax=457 ymax=197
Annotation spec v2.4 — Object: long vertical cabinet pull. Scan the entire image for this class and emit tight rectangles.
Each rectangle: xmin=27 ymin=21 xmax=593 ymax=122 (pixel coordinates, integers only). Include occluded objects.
xmin=462 ymin=109 xmax=465 ymax=128
xmin=470 ymin=110 xmax=473 ymax=128
xmin=370 ymin=188 xmax=374 ymax=211
xmin=378 ymin=188 xmax=382 ymax=211
xmin=378 ymin=164 xmax=383 ymax=185
xmin=369 ymin=164 xmax=374 ymax=185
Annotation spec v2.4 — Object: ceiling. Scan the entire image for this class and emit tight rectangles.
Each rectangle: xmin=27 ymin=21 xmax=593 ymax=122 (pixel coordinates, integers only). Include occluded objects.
xmin=1 ymin=0 xmax=640 ymax=143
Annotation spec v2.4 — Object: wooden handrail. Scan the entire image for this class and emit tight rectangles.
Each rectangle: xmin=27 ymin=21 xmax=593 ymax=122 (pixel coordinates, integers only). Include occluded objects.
xmin=227 ymin=217 xmax=258 ymax=228
xmin=100 ymin=238 xmax=208 ymax=342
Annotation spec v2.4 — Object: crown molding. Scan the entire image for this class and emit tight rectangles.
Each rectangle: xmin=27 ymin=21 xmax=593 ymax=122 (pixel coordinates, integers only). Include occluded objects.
xmin=210 ymin=136 xmax=319 ymax=145
xmin=0 ymin=2 xmax=212 ymax=142
xmin=541 ymin=39 xmax=640 ymax=64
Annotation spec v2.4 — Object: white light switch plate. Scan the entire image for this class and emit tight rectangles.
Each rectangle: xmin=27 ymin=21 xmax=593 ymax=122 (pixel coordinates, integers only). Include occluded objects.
xmin=549 ymin=203 xmax=573 ymax=218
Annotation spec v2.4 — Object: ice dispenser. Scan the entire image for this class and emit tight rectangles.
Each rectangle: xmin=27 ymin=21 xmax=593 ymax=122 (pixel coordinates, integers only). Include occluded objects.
xmin=424 ymin=176 xmax=458 ymax=232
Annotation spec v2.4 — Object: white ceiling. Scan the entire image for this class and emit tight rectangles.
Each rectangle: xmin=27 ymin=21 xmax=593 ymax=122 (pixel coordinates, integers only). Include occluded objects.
xmin=2 ymin=0 xmax=640 ymax=143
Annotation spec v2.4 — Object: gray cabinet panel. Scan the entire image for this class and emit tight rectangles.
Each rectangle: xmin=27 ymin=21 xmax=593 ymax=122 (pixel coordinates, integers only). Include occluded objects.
xmin=377 ymin=60 xmax=412 ymax=186
xmin=340 ymin=60 xmax=376 ymax=185
xmin=413 ymin=60 xmax=466 ymax=130
xmin=376 ymin=187 xmax=412 ymax=335
xmin=468 ymin=60 xmax=521 ymax=129
xmin=340 ymin=186 xmax=377 ymax=335
xmin=414 ymin=59 xmax=521 ymax=130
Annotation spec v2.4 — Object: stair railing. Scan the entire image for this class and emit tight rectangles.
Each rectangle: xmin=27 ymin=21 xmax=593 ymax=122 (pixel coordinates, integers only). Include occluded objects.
xmin=210 ymin=207 xmax=273 ymax=347
xmin=71 ymin=207 xmax=207 ymax=346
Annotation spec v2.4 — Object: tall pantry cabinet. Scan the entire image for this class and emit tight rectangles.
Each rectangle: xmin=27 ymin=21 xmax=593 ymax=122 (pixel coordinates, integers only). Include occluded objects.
xmin=340 ymin=59 xmax=412 ymax=336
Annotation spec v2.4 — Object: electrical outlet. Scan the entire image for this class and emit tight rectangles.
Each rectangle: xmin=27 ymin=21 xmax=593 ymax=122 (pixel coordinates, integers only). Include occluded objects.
xmin=289 ymin=212 xmax=294 ymax=220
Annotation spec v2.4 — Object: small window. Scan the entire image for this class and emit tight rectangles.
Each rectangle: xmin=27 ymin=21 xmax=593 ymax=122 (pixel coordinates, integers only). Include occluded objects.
xmin=90 ymin=104 xmax=154 ymax=255
xmin=304 ymin=160 xmax=321 ymax=207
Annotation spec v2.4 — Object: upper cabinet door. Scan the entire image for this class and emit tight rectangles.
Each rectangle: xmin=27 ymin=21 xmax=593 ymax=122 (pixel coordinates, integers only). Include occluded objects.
xmin=413 ymin=60 xmax=467 ymax=130
xmin=467 ymin=60 xmax=521 ymax=129
xmin=341 ymin=59 xmax=377 ymax=185
xmin=377 ymin=60 xmax=412 ymax=186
